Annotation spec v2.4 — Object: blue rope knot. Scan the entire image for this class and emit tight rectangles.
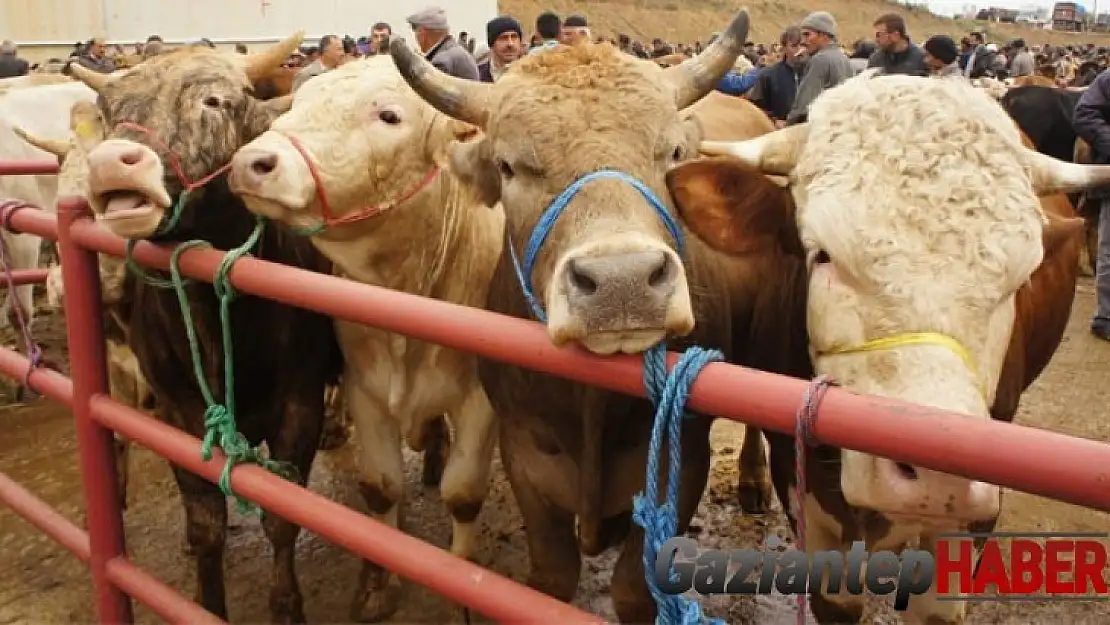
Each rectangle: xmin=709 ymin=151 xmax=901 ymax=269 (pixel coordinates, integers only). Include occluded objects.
xmin=635 ymin=344 xmax=726 ymax=625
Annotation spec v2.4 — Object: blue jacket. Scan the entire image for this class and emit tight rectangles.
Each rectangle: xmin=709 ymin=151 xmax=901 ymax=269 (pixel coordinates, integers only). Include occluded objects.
xmin=716 ymin=69 xmax=759 ymax=96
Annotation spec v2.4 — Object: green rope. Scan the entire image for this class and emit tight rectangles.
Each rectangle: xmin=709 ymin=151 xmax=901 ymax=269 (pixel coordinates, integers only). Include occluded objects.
xmin=125 ymin=208 xmax=298 ymax=515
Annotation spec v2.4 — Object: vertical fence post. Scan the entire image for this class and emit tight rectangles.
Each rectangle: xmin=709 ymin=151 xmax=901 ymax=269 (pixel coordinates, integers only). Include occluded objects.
xmin=56 ymin=196 xmax=133 ymax=623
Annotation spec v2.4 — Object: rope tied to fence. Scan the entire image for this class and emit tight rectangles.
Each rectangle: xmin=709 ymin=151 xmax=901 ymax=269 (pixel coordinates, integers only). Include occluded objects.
xmin=162 ymin=215 xmax=299 ymax=514
xmin=791 ymin=374 xmax=836 ymax=625
xmin=635 ymin=343 xmax=726 ymax=625
xmin=0 ymin=200 xmax=44 ymax=399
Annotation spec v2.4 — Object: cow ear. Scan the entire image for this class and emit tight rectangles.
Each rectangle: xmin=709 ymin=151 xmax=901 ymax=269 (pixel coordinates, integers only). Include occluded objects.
xmin=244 ymin=94 xmax=293 ymax=141
xmin=666 ymin=156 xmax=795 ymax=255
xmin=448 ymin=133 xmax=501 ymax=208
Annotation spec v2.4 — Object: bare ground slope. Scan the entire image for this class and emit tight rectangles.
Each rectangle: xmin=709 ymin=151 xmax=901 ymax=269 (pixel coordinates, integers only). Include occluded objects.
xmin=499 ymin=0 xmax=1110 ymax=47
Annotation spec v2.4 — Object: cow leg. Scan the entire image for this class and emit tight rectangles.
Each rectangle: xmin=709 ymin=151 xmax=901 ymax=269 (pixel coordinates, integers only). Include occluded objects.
xmin=737 ymin=425 xmax=771 ymax=514
xmin=259 ymin=396 xmax=323 ymax=624
xmin=318 ymin=382 xmax=351 ymax=451
xmin=903 ymin=533 xmax=978 ymax=625
xmin=114 ymin=436 xmax=130 ymax=511
xmin=611 ymin=417 xmax=712 ymax=624
xmin=347 ymin=380 xmax=404 ymax=622
xmin=802 ymin=493 xmax=865 ymax=624
xmin=172 ymin=466 xmax=229 ymax=619
xmin=499 ymin=417 xmax=581 ymax=602
xmin=437 ymin=387 xmax=495 ymax=560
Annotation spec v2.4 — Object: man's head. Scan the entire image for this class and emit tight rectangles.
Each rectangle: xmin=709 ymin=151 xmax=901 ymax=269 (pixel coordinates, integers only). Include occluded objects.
xmin=370 ymin=22 xmax=392 ymax=53
xmin=873 ymin=13 xmax=908 ymax=52
xmin=780 ymin=26 xmax=804 ymax=66
xmin=799 ymin=12 xmax=836 ymax=54
xmin=487 ymin=16 xmax=523 ymax=65
xmin=536 ymin=12 xmax=561 ymax=41
xmin=406 ymin=6 xmax=450 ymax=53
xmin=923 ymin=35 xmax=958 ymax=71
xmin=319 ymin=35 xmax=344 ymax=67
xmin=0 ymin=40 xmax=16 ymax=56
xmin=561 ymin=15 xmax=590 ymax=45
xmin=88 ymin=38 xmax=107 ymax=58
xmin=971 ymin=31 xmax=985 ymax=46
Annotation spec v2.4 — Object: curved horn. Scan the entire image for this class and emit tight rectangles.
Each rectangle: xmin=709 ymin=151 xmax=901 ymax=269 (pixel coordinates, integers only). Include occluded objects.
xmin=388 ymin=36 xmax=493 ymax=127
xmin=240 ymin=32 xmax=305 ymax=83
xmin=699 ymin=124 xmax=809 ymax=176
xmin=1023 ymin=146 xmax=1110 ymax=196
xmin=67 ymin=62 xmax=115 ymax=93
xmin=12 ymin=126 xmax=68 ymax=158
xmin=663 ymin=9 xmax=750 ymax=110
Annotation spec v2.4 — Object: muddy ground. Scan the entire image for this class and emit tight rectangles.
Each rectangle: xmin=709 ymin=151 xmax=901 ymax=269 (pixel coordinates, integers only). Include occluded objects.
xmin=0 ymin=280 xmax=1108 ymax=624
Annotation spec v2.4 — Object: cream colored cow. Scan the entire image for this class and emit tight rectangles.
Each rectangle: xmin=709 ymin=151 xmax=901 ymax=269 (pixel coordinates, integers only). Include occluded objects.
xmin=226 ymin=55 xmax=503 ymax=621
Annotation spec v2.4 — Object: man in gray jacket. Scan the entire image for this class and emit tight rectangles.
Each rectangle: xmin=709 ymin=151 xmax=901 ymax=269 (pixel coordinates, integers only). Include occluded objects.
xmin=787 ymin=11 xmax=853 ymax=126
xmin=406 ymin=6 xmax=479 ymax=81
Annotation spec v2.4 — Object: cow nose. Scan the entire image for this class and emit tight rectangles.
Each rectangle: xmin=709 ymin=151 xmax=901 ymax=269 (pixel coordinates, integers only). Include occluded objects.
xmin=249 ymin=153 xmax=279 ymax=177
xmin=875 ymin=458 xmax=999 ymax=522
xmin=563 ymin=249 xmax=676 ymax=317
xmin=88 ymin=141 xmax=153 ymax=172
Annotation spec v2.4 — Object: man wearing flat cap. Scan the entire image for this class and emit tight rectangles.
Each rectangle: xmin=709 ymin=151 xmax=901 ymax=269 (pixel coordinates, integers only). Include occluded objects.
xmin=786 ymin=11 xmax=852 ymax=126
xmin=923 ymin=35 xmax=962 ymax=78
xmin=406 ymin=5 xmax=478 ymax=80
xmin=479 ymin=16 xmax=523 ymax=83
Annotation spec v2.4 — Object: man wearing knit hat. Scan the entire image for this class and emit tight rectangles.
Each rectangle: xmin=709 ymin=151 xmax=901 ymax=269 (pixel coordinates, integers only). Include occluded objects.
xmin=406 ymin=5 xmax=478 ymax=80
xmin=786 ymin=11 xmax=852 ymax=125
xmin=923 ymin=35 xmax=962 ymax=78
xmin=479 ymin=16 xmax=523 ymax=83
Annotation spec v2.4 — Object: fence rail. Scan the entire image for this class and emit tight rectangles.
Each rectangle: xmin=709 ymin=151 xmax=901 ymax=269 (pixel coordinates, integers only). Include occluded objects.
xmin=0 ymin=185 xmax=1108 ymax=623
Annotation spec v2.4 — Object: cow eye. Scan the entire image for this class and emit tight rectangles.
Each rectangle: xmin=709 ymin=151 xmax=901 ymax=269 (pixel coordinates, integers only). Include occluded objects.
xmin=497 ymin=159 xmax=514 ymax=179
xmin=814 ymin=249 xmax=831 ymax=264
xmin=203 ymin=96 xmax=222 ymax=109
xmin=672 ymin=145 xmax=686 ymax=161
xmin=379 ymin=110 xmax=401 ymax=125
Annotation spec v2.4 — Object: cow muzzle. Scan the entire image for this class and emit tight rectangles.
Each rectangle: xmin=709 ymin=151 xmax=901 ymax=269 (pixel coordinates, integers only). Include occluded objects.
xmin=546 ymin=237 xmax=694 ymax=355
xmin=86 ymin=140 xmax=172 ymax=239
xmin=842 ymin=451 xmax=1000 ymax=527
xmin=229 ymin=132 xmax=316 ymax=223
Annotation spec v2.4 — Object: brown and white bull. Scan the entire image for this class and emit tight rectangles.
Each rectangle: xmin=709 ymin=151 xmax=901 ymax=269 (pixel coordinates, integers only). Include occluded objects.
xmin=65 ymin=35 xmax=346 ymax=622
xmin=674 ymin=72 xmax=1095 ymax=624
xmin=226 ymin=55 xmax=503 ymax=620
xmin=388 ymin=11 xmax=773 ymax=622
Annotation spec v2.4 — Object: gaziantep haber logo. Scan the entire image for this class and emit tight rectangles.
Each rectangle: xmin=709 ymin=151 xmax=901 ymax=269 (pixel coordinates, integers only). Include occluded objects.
xmin=655 ymin=532 xmax=1109 ymax=609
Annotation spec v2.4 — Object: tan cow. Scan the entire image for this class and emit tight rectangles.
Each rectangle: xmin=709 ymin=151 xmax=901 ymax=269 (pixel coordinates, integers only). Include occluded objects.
xmin=390 ymin=11 xmax=755 ymax=622
xmin=694 ymin=72 xmax=1100 ymax=624
xmin=226 ymin=55 xmax=503 ymax=621
xmin=14 ymin=102 xmax=145 ymax=512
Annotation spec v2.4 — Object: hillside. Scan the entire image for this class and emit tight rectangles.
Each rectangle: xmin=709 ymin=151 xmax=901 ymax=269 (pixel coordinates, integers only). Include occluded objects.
xmin=499 ymin=0 xmax=1110 ymax=47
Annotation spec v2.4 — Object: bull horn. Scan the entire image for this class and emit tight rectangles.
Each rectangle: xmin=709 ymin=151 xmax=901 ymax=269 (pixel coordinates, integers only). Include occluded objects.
xmin=663 ymin=9 xmax=750 ymax=110
xmin=241 ymin=32 xmax=305 ymax=83
xmin=388 ymin=36 xmax=493 ymax=127
xmin=12 ymin=126 xmax=68 ymax=158
xmin=68 ymin=62 xmax=115 ymax=93
xmin=699 ymin=124 xmax=809 ymax=176
xmin=1023 ymin=146 xmax=1110 ymax=195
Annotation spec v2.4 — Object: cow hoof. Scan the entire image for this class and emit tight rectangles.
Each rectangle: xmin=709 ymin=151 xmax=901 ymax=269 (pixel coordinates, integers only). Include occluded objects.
xmin=349 ymin=576 xmax=402 ymax=622
xmin=318 ymin=421 xmax=350 ymax=451
xmin=269 ymin=589 xmax=306 ymax=624
xmin=738 ymin=482 xmax=770 ymax=515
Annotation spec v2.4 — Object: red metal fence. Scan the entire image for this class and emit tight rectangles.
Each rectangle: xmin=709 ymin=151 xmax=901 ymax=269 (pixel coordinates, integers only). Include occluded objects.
xmin=1 ymin=158 xmax=1109 ymax=623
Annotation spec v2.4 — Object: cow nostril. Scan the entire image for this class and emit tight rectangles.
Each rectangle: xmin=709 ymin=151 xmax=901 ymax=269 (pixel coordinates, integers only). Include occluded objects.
xmin=119 ymin=149 xmax=143 ymax=166
xmin=250 ymin=154 xmax=278 ymax=176
xmin=895 ymin=463 xmax=918 ymax=481
xmin=567 ymin=260 xmax=598 ymax=296
xmin=647 ymin=254 xmax=670 ymax=288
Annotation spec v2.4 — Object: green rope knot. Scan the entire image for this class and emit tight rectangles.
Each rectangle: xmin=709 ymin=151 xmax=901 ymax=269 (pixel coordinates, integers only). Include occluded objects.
xmin=122 ymin=210 xmax=296 ymax=516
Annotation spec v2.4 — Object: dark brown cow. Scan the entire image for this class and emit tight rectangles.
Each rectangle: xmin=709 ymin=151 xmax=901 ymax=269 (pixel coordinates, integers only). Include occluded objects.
xmin=391 ymin=11 xmax=758 ymax=623
xmin=671 ymin=74 xmax=1092 ymax=623
xmin=67 ymin=36 xmax=344 ymax=622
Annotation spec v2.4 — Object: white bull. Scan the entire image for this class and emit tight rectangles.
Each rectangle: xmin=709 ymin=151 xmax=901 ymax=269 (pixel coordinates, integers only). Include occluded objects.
xmin=0 ymin=81 xmax=97 ymax=341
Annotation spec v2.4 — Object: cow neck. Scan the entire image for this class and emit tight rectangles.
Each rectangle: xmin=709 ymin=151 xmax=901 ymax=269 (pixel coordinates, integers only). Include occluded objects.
xmin=283 ymin=133 xmax=441 ymax=235
xmin=309 ymin=165 xmax=475 ymax=298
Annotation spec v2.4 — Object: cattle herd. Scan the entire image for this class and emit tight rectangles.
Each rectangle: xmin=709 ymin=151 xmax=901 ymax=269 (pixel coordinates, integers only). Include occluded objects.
xmin=0 ymin=8 xmax=1109 ymax=625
